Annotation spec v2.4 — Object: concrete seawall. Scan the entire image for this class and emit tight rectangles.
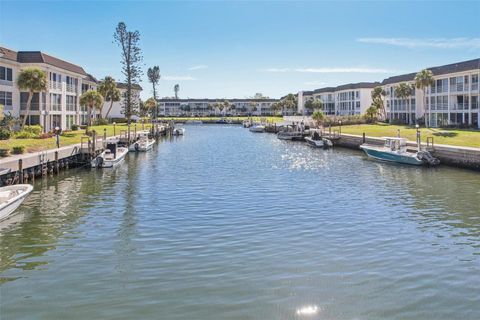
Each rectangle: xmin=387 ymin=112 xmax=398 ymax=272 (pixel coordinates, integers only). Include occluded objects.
xmin=335 ymin=133 xmax=480 ymax=171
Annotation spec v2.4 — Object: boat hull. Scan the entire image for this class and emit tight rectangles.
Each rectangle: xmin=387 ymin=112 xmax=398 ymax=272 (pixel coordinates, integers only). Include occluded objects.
xmin=92 ymin=148 xmax=129 ymax=168
xmin=0 ymin=185 xmax=33 ymax=222
xmin=360 ymin=146 xmax=423 ymax=165
xmin=129 ymin=140 xmax=155 ymax=152
xmin=305 ymin=137 xmax=324 ymax=148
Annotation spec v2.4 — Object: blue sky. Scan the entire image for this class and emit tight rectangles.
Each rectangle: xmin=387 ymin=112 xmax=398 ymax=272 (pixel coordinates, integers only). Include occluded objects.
xmin=1 ymin=1 xmax=479 ymax=100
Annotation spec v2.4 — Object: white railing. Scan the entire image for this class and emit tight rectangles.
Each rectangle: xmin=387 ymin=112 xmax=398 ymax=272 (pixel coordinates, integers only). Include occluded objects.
xmin=66 ymin=84 xmax=76 ymax=93
xmin=0 ymin=79 xmax=13 ymax=86
xmin=471 ymin=83 xmax=479 ymax=91
xmin=49 ymin=81 xmax=62 ymax=90
xmin=50 ymin=104 xmax=62 ymax=111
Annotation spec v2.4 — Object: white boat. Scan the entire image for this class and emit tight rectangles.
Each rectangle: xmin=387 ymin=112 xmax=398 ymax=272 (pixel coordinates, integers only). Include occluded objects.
xmin=172 ymin=128 xmax=185 ymax=135
xmin=305 ymin=131 xmax=333 ymax=148
xmin=129 ymin=132 xmax=155 ymax=152
xmin=249 ymin=125 xmax=265 ymax=133
xmin=243 ymin=120 xmax=253 ymax=128
xmin=91 ymin=143 xmax=129 ymax=168
xmin=0 ymin=184 xmax=33 ymax=221
xmin=360 ymin=137 xmax=440 ymax=166
xmin=185 ymin=120 xmax=203 ymax=124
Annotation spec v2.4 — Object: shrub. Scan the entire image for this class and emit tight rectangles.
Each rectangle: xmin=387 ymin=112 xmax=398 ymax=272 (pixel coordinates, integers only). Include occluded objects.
xmin=23 ymin=125 xmax=43 ymax=136
xmin=0 ymin=148 xmax=9 ymax=157
xmin=71 ymin=124 xmax=79 ymax=131
xmin=38 ymin=132 xmax=54 ymax=139
xmin=110 ymin=117 xmax=128 ymax=124
xmin=0 ymin=128 xmax=12 ymax=140
xmin=94 ymin=118 xmax=109 ymax=126
xmin=12 ymin=146 xmax=25 ymax=154
xmin=14 ymin=131 xmax=38 ymax=139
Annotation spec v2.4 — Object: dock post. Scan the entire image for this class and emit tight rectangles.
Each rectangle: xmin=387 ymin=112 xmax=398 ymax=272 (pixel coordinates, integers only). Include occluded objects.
xmin=103 ymin=128 xmax=107 ymax=141
xmin=363 ymin=133 xmax=366 ymax=143
xmin=18 ymin=159 xmax=23 ymax=184
xmin=134 ymin=123 xmax=137 ymax=138
xmin=55 ymin=151 xmax=59 ymax=175
xmin=92 ymin=131 xmax=96 ymax=156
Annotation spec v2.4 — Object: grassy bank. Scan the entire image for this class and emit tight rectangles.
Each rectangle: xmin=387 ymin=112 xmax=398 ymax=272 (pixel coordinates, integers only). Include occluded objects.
xmin=339 ymin=124 xmax=480 ymax=148
xmin=0 ymin=124 xmax=152 ymax=155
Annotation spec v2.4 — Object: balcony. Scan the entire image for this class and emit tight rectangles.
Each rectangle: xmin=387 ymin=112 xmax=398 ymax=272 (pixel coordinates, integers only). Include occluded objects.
xmin=452 ymin=103 xmax=468 ymax=110
xmin=66 ymin=84 xmax=77 ymax=93
xmin=50 ymin=81 xmax=62 ymax=90
xmin=20 ymin=102 xmax=41 ymax=111
xmin=0 ymin=79 xmax=13 ymax=86
xmin=50 ymin=104 xmax=62 ymax=112
xmin=430 ymin=86 xmax=448 ymax=94
xmin=471 ymin=83 xmax=479 ymax=91
xmin=450 ymin=84 xmax=465 ymax=93
xmin=66 ymin=104 xmax=77 ymax=112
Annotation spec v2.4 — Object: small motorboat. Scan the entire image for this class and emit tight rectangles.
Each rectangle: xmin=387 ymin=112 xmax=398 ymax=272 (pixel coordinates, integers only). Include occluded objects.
xmin=172 ymin=128 xmax=185 ymax=135
xmin=0 ymin=184 xmax=34 ymax=221
xmin=305 ymin=131 xmax=333 ymax=148
xmin=129 ymin=132 xmax=155 ymax=152
xmin=249 ymin=125 xmax=265 ymax=133
xmin=277 ymin=125 xmax=304 ymax=141
xmin=243 ymin=120 xmax=253 ymax=128
xmin=216 ymin=118 xmax=232 ymax=124
xmin=360 ymin=137 xmax=440 ymax=166
xmin=92 ymin=142 xmax=129 ymax=168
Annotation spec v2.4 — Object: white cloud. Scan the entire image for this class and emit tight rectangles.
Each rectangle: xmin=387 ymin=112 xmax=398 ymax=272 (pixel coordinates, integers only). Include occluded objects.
xmin=188 ymin=65 xmax=208 ymax=70
xmin=357 ymin=37 xmax=480 ymax=49
xmin=163 ymin=75 xmax=196 ymax=81
xmin=304 ymin=81 xmax=327 ymax=86
xmin=295 ymin=67 xmax=395 ymax=74
xmin=262 ymin=68 xmax=290 ymax=72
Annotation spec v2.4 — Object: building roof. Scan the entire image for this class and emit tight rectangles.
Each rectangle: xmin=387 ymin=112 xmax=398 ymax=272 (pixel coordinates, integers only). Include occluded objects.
xmin=0 ymin=47 xmax=18 ymax=61
xmin=84 ymin=73 xmax=98 ymax=83
xmin=381 ymin=58 xmax=480 ymax=85
xmin=116 ymin=82 xmax=143 ymax=91
xmin=334 ymin=82 xmax=380 ymax=91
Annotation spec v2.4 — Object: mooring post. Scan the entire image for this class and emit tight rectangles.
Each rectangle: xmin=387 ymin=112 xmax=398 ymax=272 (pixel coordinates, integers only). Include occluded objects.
xmin=134 ymin=123 xmax=137 ymax=138
xmin=103 ymin=128 xmax=107 ymax=141
xmin=92 ymin=130 xmax=96 ymax=155
xmin=363 ymin=132 xmax=366 ymax=143
xmin=18 ymin=159 xmax=23 ymax=184
xmin=55 ymin=151 xmax=59 ymax=174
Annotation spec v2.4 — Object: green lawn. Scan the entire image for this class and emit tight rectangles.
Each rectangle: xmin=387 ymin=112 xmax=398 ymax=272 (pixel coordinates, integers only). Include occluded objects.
xmin=339 ymin=124 xmax=480 ymax=148
xmin=0 ymin=124 xmax=152 ymax=155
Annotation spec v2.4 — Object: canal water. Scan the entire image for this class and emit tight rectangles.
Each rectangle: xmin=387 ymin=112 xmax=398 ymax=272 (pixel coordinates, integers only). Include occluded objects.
xmin=1 ymin=125 xmax=479 ymax=320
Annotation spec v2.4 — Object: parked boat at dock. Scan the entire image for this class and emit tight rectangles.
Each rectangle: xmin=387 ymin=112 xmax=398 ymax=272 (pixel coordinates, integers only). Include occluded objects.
xmin=129 ymin=131 xmax=155 ymax=152
xmin=249 ymin=125 xmax=265 ymax=133
xmin=277 ymin=125 xmax=305 ymax=141
xmin=172 ymin=128 xmax=185 ymax=135
xmin=360 ymin=137 xmax=440 ymax=166
xmin=91 ymin=143 xmax=129 ymax=168
xmin=305 ymin=131 xmax=333 ymax=148
xmin=0 ymin=184 xmax=33 ymax=221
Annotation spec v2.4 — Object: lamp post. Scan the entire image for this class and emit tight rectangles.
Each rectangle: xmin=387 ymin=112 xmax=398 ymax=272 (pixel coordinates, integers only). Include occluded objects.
xmin=416 ymin=124 xmax=421 ymax=151
xmin=55 ymin=126 xmax=61 ymax=148
xmin=338 ymin=120 xmax=342 ymax=135
xmin=113 ymin=122 xmax=116 ymax=136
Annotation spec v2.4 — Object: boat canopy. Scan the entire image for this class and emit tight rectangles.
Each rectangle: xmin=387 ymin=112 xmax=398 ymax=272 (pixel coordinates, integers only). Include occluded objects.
xmin=383 ymin=137 xmax=407 ymax=152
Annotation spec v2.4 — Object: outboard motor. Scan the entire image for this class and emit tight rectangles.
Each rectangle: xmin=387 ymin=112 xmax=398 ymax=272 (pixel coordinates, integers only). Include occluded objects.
xmin=417 ymin=151 xmax=440 ymax=166
xmin=106 ymin=143 xmax=117 ymax=158
xmin=95 ymin=156 xmax=104 ymax=168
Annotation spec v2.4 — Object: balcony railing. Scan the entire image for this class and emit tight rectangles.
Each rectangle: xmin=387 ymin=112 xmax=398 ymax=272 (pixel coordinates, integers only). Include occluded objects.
xmin=50 ymin=104 xmax=62 ymax=111
xmin=452 ymin=103 xmax=468 ymax=110
xmin=430 ymin=85 xmax=448 ymax=94
xmin=50 ymin=81 xmax=62 ymax=90
xmin=0 ymin=79 xmax=13 ymax=86
xmin=20 ymin=102 xmax=41 ymax=111
xmin=449 ymin=84 xmax=465 ymax=93
xmin=472 ymin=83 xmax=479 ymax=91
xmin=66 ymin=84 xmax=77 ymax=93
xmin=66 ymin=104 xmax=77 ymax=111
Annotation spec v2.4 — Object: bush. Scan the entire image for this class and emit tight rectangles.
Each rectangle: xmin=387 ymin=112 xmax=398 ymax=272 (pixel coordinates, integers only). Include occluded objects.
xmin=0 ymin=128 xmax=12 ymax=140
xmin=110 ymin=117 xmax=128 ymax=124
xmin=12 ymin=146 xmax=25 ymax=154
xmin=0 ymin=148 xmax=9 ymax=157
xmin=71 ymin=124 xmax=79 ymax=131
xmin=14 ymin=131 xmax=38 ymax=139
xmin=23 ymin=125 xmax=43 ymax=136
xmin=94 ymin=118 xmax=109 ymax=126
xmin=38 ymin=132 xmax=54 ymax=139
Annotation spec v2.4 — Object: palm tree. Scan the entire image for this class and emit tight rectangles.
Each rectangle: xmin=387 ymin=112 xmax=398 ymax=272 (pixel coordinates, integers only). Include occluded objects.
xmin=80 ymin=90 xmax=104 ymax=126
xmin=415 ymin=69 xmax=435 ymax=128
xmin=207 ymin=103 xmax=214 ymax=116
xmin=223 ymin=100 xmax=230 ymax=115
xmin=216 ymin=102 xmax=225 ymax=115
xmin=144 ymin=97 xmax=157 ymax=118
xmin=365 ymin=105 xmax=379 ymax=123
xmin=174 ymin=84 xmax=180 ymax=99
xmin=371 ymin=86 xmax=386 ymax=120
xmin=147 ymin=66 xmax=160 ymax=117
xmin=271 ymin=102 xmax=282 ymax=116
xmin=249 ymin=101 xmax=257 ymax=116
xmin=283 ymin=93 xmax=297 ymax=115
xmin=17 ymin=67 xmax=47 ymax=128
xmin=394 ymin=82 xmax=413 ymax=125
xmin=311 ymin=110 xmax=326 ymax=127
xmin=97 ymin=76 xmax=121 ymax=119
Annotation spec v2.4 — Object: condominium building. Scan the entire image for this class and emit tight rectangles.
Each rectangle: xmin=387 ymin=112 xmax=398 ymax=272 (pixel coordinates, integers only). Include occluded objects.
xmin=382 ymin=58 xmax=479 ymax=127
xmin=297 ymin=82 xmax=378 ymax=116
xmin=100 ymin=82 xmax=143 ymax=119
xmin=157 ymin=98 xmax=278 ymax=117
xmin=0 ymin=46 xmax=142 ymax=130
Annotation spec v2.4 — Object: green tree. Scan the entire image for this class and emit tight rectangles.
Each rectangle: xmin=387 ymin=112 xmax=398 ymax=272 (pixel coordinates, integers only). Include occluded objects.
xmin=415 ymin=69 xmax=435 ymax=127
xmin=97 ymin=76 xmax=121 ymax=119
xmin=365 ymin=105 xmax=379 ymax=123
xmin=147 ymin=66 xmax=160 ymax=117
xmin=282 ymin=93 xmax=297 ymax=115
xmin=223 ymin=100 xmax=230 ymax=115
xmin=174 ymin=84 xmax=180 ymax=99
xmin=371 ymin=86 xmax=386 ymax=120
xmin=311 ymin=110 xmax=326 ymax=127
xmin=80 ymin=90 xmax=104 ymax=126
xmin=17 ymin=67 xmax=47 ymax=128
xmin=271 ymin=102 xmax=282 ymax=115
xmin=394 ymin=82 xmax=413 ymax=125
xmin=144 ymin=97 xmax=157 ymax=118
xmin=249 ymin=101 xmax=257 ymax=115
xmin=114 ymin=22 xmax=143 ymax=125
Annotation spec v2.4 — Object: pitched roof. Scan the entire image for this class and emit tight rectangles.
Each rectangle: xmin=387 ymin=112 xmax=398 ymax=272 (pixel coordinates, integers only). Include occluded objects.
xmin=382 ymin=58 xmax=480 ymax=85
xmin=0 ymin=47 xmax=18 ymax=62
xmin=83 ymin=73 xmax=98 ymax=83
xmin=334 ymin=82 xmax=380 ymax=91
xmin=116 ymin=82 xmax=143 ymax=91
xmin=157 ymin=98 xmax=278 ymax=102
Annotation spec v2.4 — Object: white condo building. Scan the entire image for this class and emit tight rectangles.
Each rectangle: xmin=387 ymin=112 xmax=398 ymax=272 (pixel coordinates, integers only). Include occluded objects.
xmin=382 ymin=59 xmax=479 ymax=127
xmin=157 ymin=98 xmax=278 ymax=117
xmin=0 ymin=46 xmax=142 ymax=130
xmin=298 ymin=82 xmax=378 ymax=116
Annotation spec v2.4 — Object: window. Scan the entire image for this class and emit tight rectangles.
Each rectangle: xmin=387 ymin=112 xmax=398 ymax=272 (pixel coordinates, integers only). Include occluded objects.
xmin=0 ymin=91 xmax=13 ymax=108
xmin=50 ymin=93 xmax=62 ymax=111
xmin=0 ymin=66 xmax=13 ymax=82
xmin=66 ymin=95 xmax=76 ymax=111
